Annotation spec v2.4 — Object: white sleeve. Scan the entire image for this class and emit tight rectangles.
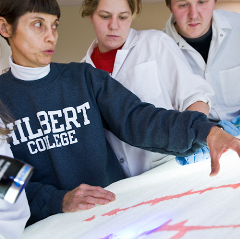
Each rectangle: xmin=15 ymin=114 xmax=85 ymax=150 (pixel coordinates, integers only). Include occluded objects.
xmin=157 ymin=33 xmax=214 ymax=112
xmin=0 ymin=128 xmax=30 ymax=239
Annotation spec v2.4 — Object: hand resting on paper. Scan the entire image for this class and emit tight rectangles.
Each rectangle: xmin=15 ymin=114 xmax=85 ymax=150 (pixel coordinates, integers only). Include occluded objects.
xmin=62 ymin=184 xmax=116 ymax=212
xmin=207 ymin=126 xmax=240 ymax=177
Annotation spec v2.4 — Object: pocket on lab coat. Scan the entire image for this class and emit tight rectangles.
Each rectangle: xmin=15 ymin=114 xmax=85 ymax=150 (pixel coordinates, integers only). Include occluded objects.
xmin=219 ymin=65 xmax=240 ymax=106
xmin=121 ymin=61 xmax=162 ymax=102
xmin=150 ymin=155 xmax=176 ymax=169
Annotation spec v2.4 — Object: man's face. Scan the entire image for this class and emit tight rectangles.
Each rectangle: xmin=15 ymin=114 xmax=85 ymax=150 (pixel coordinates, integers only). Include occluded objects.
xmin=169 ymin=0 xmax=215 ymax=39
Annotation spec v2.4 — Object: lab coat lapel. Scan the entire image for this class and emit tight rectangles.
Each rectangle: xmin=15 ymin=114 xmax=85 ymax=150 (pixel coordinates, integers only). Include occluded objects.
xmin=207 ymin=11 xmax=232 ymax=66
xmin=81 ymin=39 xmax=98 ymax=66
xmin=165 ymin=15 xmax=202 ymax=56
xmin=112 ymin=29 xmax=139 ymax=78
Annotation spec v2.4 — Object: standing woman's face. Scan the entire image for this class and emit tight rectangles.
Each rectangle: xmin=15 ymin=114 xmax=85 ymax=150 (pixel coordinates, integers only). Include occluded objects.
xmin=90 ymin=0 xmax=132 ymax=53
xmin=6 ymin=12 xmax=59 ymax=68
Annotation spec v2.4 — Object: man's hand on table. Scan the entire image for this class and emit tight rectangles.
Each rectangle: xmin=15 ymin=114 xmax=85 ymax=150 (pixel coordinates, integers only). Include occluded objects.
xmin=207 ymin=126 xmax=240 ymax=177
xmin=62 ymin=184 xmax=116 ymax=212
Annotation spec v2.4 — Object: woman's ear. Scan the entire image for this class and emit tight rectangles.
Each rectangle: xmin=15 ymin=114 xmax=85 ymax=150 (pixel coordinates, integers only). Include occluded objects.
xmin=0 ymin=17 xmax=12 ymax=38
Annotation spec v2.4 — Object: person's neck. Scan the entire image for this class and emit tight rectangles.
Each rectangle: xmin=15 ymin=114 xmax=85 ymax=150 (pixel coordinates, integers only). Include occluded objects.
xmin=9 ymin=56 xmax=50 ymax=81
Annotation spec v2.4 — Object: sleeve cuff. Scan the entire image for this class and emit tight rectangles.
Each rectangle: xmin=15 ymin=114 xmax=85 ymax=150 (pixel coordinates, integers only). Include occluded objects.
xmin=48 ymin=189 xmax=68 ymax=215
xmin=182 ymin=97 xmax=211 ymax=111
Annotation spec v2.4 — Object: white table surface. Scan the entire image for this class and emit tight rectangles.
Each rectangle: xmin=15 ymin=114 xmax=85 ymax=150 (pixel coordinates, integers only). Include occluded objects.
xmin=22 ymin=148 xmax=240 ymax=239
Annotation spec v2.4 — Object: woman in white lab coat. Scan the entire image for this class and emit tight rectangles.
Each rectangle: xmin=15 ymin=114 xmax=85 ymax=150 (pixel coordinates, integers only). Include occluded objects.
xmin=81 ymin=0 xmax=215 ymax=176
xmin=0 ymin=84 xmax=30 ymax=238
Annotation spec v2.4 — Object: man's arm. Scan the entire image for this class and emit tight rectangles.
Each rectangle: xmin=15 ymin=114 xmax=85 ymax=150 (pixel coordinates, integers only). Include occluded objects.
xmin=155 ymin=33 xmax=214 ymax=113
xmin=186 ymin=101 xmax=210 ymax=117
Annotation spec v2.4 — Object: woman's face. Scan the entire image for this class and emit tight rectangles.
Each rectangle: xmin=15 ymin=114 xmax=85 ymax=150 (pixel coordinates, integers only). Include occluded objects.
xmin=90 ymin=0 xmax=132 ymax=53
xmin=8 ymin=12 xmax=59 ymax=68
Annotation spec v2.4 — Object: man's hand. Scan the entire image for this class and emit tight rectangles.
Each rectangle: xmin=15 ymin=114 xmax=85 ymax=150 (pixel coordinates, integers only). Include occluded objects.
xmin=207 ymin=126 xmax=240 ymax=177
xmin=62 ymin=184 xmax=116 ymax=213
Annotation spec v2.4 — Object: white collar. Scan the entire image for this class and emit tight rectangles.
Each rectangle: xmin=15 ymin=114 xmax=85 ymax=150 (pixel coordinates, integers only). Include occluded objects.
xmin=9 ymin=56 xmax=50 ymax=81
xmin=122 ymin=28 xmax=139 ymax=50
xmin=212 ymin=10 xmax=232 ymax=31
xmin=82 ymin=28 xmax=139 ymax=64
xmin=165 ymin=14 xmax=185 ymax=48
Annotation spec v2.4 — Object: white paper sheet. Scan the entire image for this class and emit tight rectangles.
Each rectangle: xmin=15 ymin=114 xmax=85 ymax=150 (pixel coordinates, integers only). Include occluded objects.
xmin=22 ymin=148 xmax=240 ymax=239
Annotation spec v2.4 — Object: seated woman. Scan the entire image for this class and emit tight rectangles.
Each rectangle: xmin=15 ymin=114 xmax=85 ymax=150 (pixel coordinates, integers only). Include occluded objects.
xmin=81 ymin=0 xmax=214 ymax=175
xmin=0 ymin=100 xmax=30 ymax=239
xmin=0 ymin=0 xmax=237 ymax=226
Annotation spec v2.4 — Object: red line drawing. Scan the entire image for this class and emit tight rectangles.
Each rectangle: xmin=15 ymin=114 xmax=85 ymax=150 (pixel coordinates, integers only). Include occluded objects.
xmin=84 ymin=215 xmax=95 ymax=222
xmin=102 ymin=183 xmax=240 ymax=217
xmin=83 ymin=182 xmax=240 ymax=222
xmin=100 ymin=220 xmax=240 ymax=239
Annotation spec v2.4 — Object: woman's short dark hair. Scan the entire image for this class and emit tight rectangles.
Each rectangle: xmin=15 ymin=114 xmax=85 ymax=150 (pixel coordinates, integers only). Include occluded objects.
xmin=0 ymin=0 xmax=61 ymax=43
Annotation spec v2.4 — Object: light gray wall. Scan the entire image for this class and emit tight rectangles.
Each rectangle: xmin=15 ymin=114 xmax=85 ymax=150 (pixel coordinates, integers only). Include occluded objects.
xmin=52 ymin=2 xmax=240 ymax=63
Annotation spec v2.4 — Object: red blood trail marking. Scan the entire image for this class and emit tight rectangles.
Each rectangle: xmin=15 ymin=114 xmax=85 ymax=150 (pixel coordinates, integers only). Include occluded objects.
xmin=83 ymin=215 xmax=95 ymax=221
xmin=83 ymin=182 xmax=240 ymax=221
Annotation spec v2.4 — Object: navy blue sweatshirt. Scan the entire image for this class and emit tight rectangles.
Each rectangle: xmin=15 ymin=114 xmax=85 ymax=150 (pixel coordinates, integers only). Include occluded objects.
xmin=0 ymin=62 xmax=216 ymax=225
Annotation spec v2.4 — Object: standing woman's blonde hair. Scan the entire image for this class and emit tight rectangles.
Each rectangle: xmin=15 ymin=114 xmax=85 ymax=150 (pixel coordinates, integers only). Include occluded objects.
xmin=81 ymin=0 xmax=142 ymax=18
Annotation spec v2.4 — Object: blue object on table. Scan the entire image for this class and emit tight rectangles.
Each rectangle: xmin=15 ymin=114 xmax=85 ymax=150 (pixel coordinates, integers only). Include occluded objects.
xmin=175 ymin=146 xmax=210 ymax=165
xmin=231 ymin=115 xmax=240 ymax=130
xmin=218 ymin=120 xmax=240 ymax=136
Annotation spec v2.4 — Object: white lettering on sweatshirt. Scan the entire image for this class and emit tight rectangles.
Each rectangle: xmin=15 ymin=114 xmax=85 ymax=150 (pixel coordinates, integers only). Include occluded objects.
xmin=7 ymin=102 xmax=91 ymax=154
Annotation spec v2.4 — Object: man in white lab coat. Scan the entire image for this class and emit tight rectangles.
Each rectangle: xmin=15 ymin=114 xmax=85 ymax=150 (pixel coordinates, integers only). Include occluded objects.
xmin=164 ymin=0 xmax=240 ymax=136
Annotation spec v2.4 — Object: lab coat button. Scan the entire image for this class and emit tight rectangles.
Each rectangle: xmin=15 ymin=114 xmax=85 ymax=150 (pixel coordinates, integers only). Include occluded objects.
xmin=220 ymin=34 xmax=223 ymax=37
xmin=119 ymin=158 xmax=124 ymax=163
